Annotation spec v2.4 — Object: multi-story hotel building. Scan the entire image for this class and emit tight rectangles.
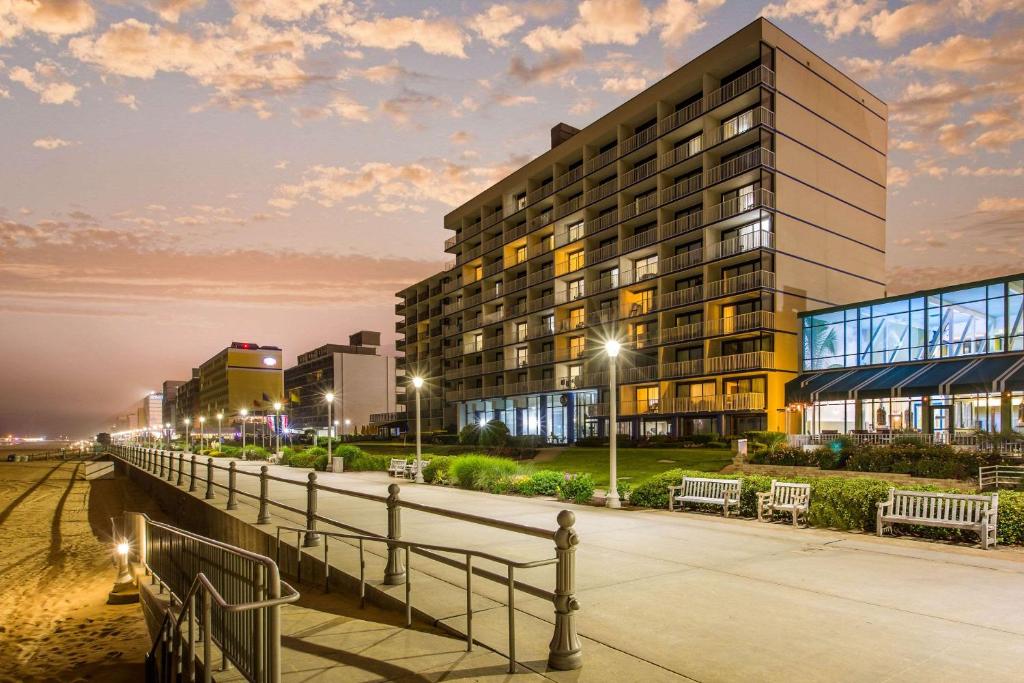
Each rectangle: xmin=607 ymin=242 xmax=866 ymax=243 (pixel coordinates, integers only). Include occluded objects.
xmin=396 ymin=19 xmax=887 ymax=442
xmin=196 ymin=342 xmax=284 ymax=418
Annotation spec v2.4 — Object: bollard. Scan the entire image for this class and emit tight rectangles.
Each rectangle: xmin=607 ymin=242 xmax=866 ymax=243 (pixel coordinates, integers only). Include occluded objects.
xmin=303 ymin=472 xmax=320 ymax=547
xmin=547 ymin=510 xmax=583 ymax=670
xmin=256 ymin=466 xmax=271 ymax=524
xmin=176 ymin=452 xmax=184 ymax=486
xmin=383 ymin=483 xmax=406 ymax=585
xmin=188 ymin=455 xmax=197 ymax=492
xmin=205 ymin=458 xmax=215 ymax=500
xmin=226 ymin=462 xmax=238 ymax=510
xmin=158 ymin=449 xmax=165 ymax=479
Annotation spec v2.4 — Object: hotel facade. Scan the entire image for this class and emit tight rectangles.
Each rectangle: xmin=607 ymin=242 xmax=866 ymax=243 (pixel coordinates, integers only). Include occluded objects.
xmin=396 ymin=19 xmax=887 ymax=442
xmin=788 ymin=273 xmax=1024 ymax=442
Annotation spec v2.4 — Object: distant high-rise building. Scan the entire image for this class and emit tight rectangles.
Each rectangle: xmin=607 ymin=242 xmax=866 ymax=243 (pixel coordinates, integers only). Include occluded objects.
xmin=196 ymin=342 xmax=284 ymax=420
xmin=174 ymin=368 xmax=200 ymax=429
xmin=395 ymin=18 xmax=887 ymax=442
xmin=285 ymin=332 xmax=400 ymax=435
xmin=161 ymin=379 xmax=187 ymax=428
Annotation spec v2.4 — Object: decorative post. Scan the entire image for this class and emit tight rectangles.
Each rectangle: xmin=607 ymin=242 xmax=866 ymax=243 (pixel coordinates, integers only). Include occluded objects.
xmin=158 ymin=449 xmax=165 ymax=478
xmin=547 ymin=510 xmax=583 ymax=670
xmin=383 ymin=483 xmax=406 ymax=585
xmin=167 ymin=451 xmax=175 ymax=482
xmin=176 ymin=452 xmax=184 ymax=486
xmin=205 ymin=458 xmax=215 ymax=500
xmin=188 ymin=455 xmax=197 ymax=492
xmin=226 ymin=462 xmax=238 ymax=510
xmin=303 ymin=472 xmax=320 ymax=547
xmin=256 ymin=466 xmax=271 ymax=524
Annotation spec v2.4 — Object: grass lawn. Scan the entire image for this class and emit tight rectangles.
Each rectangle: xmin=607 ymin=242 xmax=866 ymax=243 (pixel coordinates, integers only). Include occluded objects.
xmin=530 ymin=447 xmax=733 ymax=488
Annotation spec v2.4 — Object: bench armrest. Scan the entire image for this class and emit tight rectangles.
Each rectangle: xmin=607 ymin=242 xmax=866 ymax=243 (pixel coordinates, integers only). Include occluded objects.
xmin=876 ymin=500 xmax=892 ymax=513
xmin=756 ymin=491 xmax=771 ymax=502
xmin=667 ymin=485 xmax=684 ymax=495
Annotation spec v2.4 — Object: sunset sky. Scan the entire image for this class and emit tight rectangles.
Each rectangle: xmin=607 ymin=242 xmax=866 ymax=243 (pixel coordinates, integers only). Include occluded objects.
xmin=1 ymin=0 xmax=1022 ymax=436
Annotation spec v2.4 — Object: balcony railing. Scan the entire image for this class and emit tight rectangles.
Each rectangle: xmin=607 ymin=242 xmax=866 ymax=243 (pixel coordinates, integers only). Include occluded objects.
xmin=554 ymin=164 xmax=585 ymax=192
xmin=586 ymin=393 xmax=765 ymax=416
xmin=584 ymin=145 xmax=618 ymax=174
xmin=585 ymin=179 xmax=618 ymax=205
xmin=705 ymin=230 xmax=774 ymax=260
xmin=586 ymin=242 xmax=618 ymax=265
xmin=369 ymin=411 xmax=407 ymax=424
xmin=622 ymin=157 xmax=659 ymax=187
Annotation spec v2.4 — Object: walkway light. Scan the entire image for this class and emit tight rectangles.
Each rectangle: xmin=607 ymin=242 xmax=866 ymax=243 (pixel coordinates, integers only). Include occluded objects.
xmin=273 ymin=402 xmax=282 ymax=456
xmin=216 ymin=411 xmax=224 ymax=446
xmin=108 ymin=540 xmax=138 ymax=604
xmin=240 ymin=408 xmax=249 ymax=456
xmin=605 ymin=339 xmax=621 ymax=509
xmin=411 ymin=376 xmax=424 ymax=483
xmin=325 ymin=392 xmax=335 ymax=462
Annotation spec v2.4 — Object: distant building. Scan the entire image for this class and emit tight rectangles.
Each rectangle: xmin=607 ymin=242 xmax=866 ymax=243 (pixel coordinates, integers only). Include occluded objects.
xmin=285 ymin=332 xmax=400 ymax=435
xmin=111 ymin=391 xmax=162 ymax=434
xmin=174 ymin=368 xmax=200 ymax=428
xmin=161 ymin=379 xmax=187 ymax=428
xmin=197 ymin=342 xmax=284 ymax=420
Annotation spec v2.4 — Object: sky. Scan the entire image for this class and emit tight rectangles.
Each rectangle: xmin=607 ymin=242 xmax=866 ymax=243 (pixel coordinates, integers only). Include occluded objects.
xmin=1 ymin=0 xmax=1022 ymax=437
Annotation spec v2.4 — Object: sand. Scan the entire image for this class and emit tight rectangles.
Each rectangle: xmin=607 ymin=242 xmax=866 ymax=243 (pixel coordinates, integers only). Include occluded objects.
xmin=0 ymin=459 xmax=158 ymax=682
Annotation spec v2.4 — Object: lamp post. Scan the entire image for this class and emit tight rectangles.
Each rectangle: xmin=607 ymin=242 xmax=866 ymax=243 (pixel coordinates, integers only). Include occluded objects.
xmin=412 ymin=376 xmax=424 ymax=483
xmin=216 ymin=411 xmax=224 ymax=446
xmin=199 ymin=416 xmax=206 ymax=452
xmin=325 ymin=392 xmax=334 ymax=462
xmin=604 ymin=339 xmax=621 ymax=509
xmin=164 ymin=422 xmax=171 ymax=450
xmin=344 ymin=418 xmax=351 ymax=440
xmin=183 ymin=417 xmax=191 ymax=452
xmin=240 ymin=409 xmax=248 ymax=457
xmin=273 ymin=402 xmax=282 ymax=456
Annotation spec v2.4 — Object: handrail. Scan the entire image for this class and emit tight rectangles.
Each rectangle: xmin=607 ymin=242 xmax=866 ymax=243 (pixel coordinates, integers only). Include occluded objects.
xmin=107 ymin=445 xmax=585 ymax=672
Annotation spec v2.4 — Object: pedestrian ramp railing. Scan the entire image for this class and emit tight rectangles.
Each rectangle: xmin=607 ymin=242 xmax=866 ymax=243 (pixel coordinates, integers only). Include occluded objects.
xmin=979 ymin=465 xmax=1024 ymax=490
xmin=113 ymin=511 xmax=299 ymax=683
xmin=106 ymin=444 xmax=584 ymax=673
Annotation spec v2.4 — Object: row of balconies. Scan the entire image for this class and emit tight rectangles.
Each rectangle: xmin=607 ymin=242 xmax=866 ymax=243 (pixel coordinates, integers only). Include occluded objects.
xmin=369 ymin=410 xmax=407 ymax=424
xmin=444 ymin=65 xmax=775 ymax=250
xmin=442 ymin=351 xmax=776 ymax=401
xmin=453 ymin=119 xmax=773 ymax=267
xmin=585 ymin=392 xmax=766 ymax=417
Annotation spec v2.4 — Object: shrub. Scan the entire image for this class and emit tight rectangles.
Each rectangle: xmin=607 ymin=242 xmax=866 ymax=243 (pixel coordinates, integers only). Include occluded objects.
xmin=998 ymin=490 xmax=1024 ymax=545
xmin=306 ymin=446 xmax=327 ymax=457
xmin=344 ymin=450 xmax=391 ymax=471
xmin=478 ymin=419 xmax=510 ymax=448
xmin=747 ymin=431 xmax=788 ymax=453
xmin=749 ymin=446 xmax=818 ymax=466
xmin=449 ymin=455 xmax=518 ymax=491
xmin=241 ymin=445 xmax=269 ymax=460
xmin=423 ymin=455 xmax=454 ymax=484
xmin=574 ymin=436 xmax=608 ymax=447
xmin=458 ymin=424 xmax=480 ymax=445
xmin=219 ymin=445 xmax=241 ymax=457
xmin=807 ymin=477 xmax=892 ymax=531
xmin=617 ymin=480 xmax=634 ymax=503
xmin=705 ymin=441 xmax=728 ymax=449
xmin=489 ymin=474 xmax=532 ymax=495
xmin=313 ymin=452 xmax=330 ymax=471
xmin=558 ymin=473 xmax=596 ymax=504
xmin=510 ymin=435 xmax=548 ymax=449
xmin=628 ymin=469 xmax=771 ymax=516
xmin=288 ymin=451 xmax=316 ymax=468
xmin=522 ymin=470 xmax=563 ymax=496
xmin=333 ymin=444 xmax=365 ymax=459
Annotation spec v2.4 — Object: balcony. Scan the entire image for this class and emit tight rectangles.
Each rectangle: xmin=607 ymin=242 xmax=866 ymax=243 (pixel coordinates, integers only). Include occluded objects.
xmin=621 ymin=124 xmax=660 ymax=155
xmin=622 ymin=157 xmax=659 ymax=187
xmin=621 ymin=228 xmax=658 ymax=253
xmin=705 ymin=230 xmax=774 ymax=261
xmin=584 ymin=179 xmax=618 ymax=205
xmin=555 ymin=256 xmax=585 ymax=277
xmin=584 ymin=145 xmax=618 ymax=174
xmin=370 ymin=410 xmax=407 ymax=424
xmin=482 ymin=208 xmax=504 ymax=229
xmin=586 ymin=242 xmax=618 ymax=265
xmin=444 ymin=234 xmax=458 ymax=250
xmin=553 ymin=194 xmax=584 ymax=220
xmin=504 ymin=222 xmax=529 ymax=243
xmin=586 ymin=392 xmax=765 ymax=417
xmin=527 ymin=180 xmax=555 ymax=205
xmin=554 ymin=164 xmax=585 ymax=191
xmin=528 ymin=211 xmax=552 ymax=231
xmin=585 ymin=210 xmax=618 ymax=236
xmin=703 ymin=188 xmax=774 ymax=226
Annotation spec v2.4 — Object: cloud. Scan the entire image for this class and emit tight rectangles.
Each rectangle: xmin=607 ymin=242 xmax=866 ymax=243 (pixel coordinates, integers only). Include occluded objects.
xmin=326 ymin=6 xmax=467 ymax=58
xmin=32 ymin=137 xmax=77 ymax=150
xmin=0 ymin=0 xmax=95 ymax=43
xmin=270 ymin=158 xmax=523 ymax=212
xmin=601 ymin=76 xmax=646 ymax=94
xmin=869 ymin=2 xmax=947 ymax=45
xmin=116 ymin=93 xmax=139 ymax=110
xmin=894 ymin=33 xmax=1024 ymax=73
xmin=508 ymin=48 xmax=584 ymax=83
xmin=954 ymin=166 xmax=1024 ymax=177
xmin=69 ymin=17 xmax=330 ymax=117
xmin=761 ymin=0 xmax=881 ymax=40
xmin=887 ymin=166 xmax=910 ymax=188
xmin=654 ymin=0 xmax=724 ymax=45
xmin=379 ymin=88 xmax=444 ymax=124
xmin=839 ymin=56 xmax=883 ymax=81
xmin=523 ymin=0 xmax=651 ymax=52
xmin=977 ymin=196 xmax=1024 ymax=212
xmin=449 ymin=130 xmax=472 ymax=144
xmin=8 ymin=60 xmax=79 ymax=105
xmin=569 ymin=97 xmax=597 ymax=115
xmin=152 ymin=0 xmax=206 ymax=23
xmin=492 ymin=93 xmax=537 ymax=106
xmin=887 ymin=263 xmax=1024 ymax=296
xmin=468 ymin=4 xmax=526 ymax=47
xmin=326 ymin=91 xmax=370 ymax=121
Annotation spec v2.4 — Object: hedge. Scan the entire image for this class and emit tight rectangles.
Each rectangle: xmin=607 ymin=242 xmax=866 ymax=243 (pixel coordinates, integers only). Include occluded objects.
xmin=627 ymin=468 xmax=1024 ymax=544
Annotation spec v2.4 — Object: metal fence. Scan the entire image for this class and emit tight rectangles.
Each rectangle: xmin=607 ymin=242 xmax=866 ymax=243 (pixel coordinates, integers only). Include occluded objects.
xmin=790 ymin=432 xmax=1024 ymax=456
xmin=5 ymin=445 xmax=99 ymax=462
xmin=979 ymin=465 xmax=1024 ymax=490
xmin=107 ymin=444 xmax=584 ymax=672
xmin=115 ymin=511 xmax=298 ymax=683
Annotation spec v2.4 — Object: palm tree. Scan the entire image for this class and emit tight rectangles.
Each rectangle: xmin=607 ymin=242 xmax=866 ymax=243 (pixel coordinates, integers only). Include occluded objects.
xmin=804 ymin=325 xmax=839 ymax=369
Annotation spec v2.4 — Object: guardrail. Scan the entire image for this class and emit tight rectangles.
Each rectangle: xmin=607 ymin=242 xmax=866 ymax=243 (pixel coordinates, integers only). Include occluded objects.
xmin=114 ymin=511 xmax=298 ymax=683
xmin=106 ymin=445 xmax=584 ymax=672
xmin=979 ymin=465 xmax=1024 ymax=490
xmin=4 ymin=445 xmax=98 ymax=462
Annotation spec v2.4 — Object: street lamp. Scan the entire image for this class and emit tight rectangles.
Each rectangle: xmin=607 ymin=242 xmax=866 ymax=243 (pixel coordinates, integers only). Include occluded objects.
xmin=183 ymin=417 xmax=191 ymax=452
xmin=343 ymin=418 xmax=351 ymax=440
xmin=325 ymin=392 xmax=334 ymax=463
xmin=164 ymin=422 xmax=171 ymax=450
xmin=604 ymin=339 xmax=621 ymax=509
xmin=412 ymin=376 xmax=424 ymax=483
xmin=216 ymin=411 xmax=224 ymax=446
xmin=199 ymin=416 xmax=206 ymax=451
xmin=273 ymin=402 xmax=282 ymax=456
xmin=240 ymin=409 xmax=249 ymax=457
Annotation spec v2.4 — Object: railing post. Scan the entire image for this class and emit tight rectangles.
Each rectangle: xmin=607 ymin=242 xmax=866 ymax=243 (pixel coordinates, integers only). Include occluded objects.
xmin=303 ymin=472 xmax=321 ymax=547
xmin=176 ymin=452 xmax=184 ymax=486
xmin=167 ymin=451 xmax=175 ymax=482
xmin=256 ymin=465 xmax=271 ymax=524
xmin=383 ymin=483 xmax=406 ymax=585
xmin=226 ymin=462 xmax=238 ymax=510
xmin=205 ymin=458 xmax=215 ymax=500
xmin=157 ymin=449 xmax=164 ymax=478
xmin=547 ymin=510 xmax=583 ymax=670
xmin=188 ymin=455 xmax=197 ymax=492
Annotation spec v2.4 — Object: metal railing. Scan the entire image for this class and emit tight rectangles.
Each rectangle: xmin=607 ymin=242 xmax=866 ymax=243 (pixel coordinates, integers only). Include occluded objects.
xmin=115 ymin=511 xmax=298 ymax=683
xmin=106 ymin=445 xmax=584 ymax=672
xmin=979 ymin=465 xmax=1024 ymax=489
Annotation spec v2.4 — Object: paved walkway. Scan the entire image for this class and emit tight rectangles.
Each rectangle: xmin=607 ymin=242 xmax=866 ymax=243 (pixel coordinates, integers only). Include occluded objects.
xmin=137 ymin=455 xmax=1024 ymax=682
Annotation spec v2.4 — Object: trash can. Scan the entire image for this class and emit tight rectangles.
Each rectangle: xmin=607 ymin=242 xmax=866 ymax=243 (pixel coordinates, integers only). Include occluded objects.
xmin=733 ymin=438 xmax=748 ymax=456
xmin=331 ymin=456 xmax=344 ymax=473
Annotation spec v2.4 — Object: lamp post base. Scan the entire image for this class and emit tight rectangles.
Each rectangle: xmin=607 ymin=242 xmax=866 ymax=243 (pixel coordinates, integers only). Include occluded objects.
xmin=605 ymin=492 xmax=621 ymax=509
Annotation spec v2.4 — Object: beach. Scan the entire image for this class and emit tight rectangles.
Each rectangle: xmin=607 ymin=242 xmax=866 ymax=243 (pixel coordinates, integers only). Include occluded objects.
xmin=0 ymin=459 xmax=155 ymax=682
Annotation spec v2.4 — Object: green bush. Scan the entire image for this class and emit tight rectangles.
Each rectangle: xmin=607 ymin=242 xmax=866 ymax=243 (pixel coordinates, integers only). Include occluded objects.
xmin=843 ymin=443 xmax=989 ymax=480
xmin=344 ymin=450 xmax=391 ymax=471
xmin=557 ymin=473 xmax=596 ymax=504
xmin=313 ymin=452 xmax=330 ymax=471
xmin=806 ymin=477 xmax=892 ymax=531
xmin=458 ymin=424 xmax=480 ymax=445
xmin=998 ymin=491 xmax=1024 ymax=545
xmin=746 ymin=431 xmax=788 ymax=452
xmin=288 ymin=451 xmax=316 ymax=468
xmin=522 ymin=470 xmax=563 ymax=496
xmin=423 ymin=455 xmax=454 ymax=484
xmin=449 ymin=455 xmax=519 ymax=491
xmin=334 ymin=444 xmax=365 ymax=459
xmin=242 ymin=445 xmax=269 ymax=460
xmin=219 ymin=445 xmax=241 ymax=457
xmin=489 ymin=473 xmax=532 ymax=495
xmin=749 ymin=446 xmax=818 ymax=466
xmin=478 ymin=419 xmax=510 ymax=448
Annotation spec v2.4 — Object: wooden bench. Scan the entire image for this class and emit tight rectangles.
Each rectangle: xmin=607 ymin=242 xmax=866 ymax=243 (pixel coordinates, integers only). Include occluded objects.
xmin=668 ymin=477 xmax=742 ymax=517
xmin=757 ymin=480 xmax=811 ymax=527
xmin=405 ymin=458 xmax=429 ymax=479
xmin=387 ymin=458 xmax=408 ymax=477
xmin=877 ymin=489 xmax=999 ymax=549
